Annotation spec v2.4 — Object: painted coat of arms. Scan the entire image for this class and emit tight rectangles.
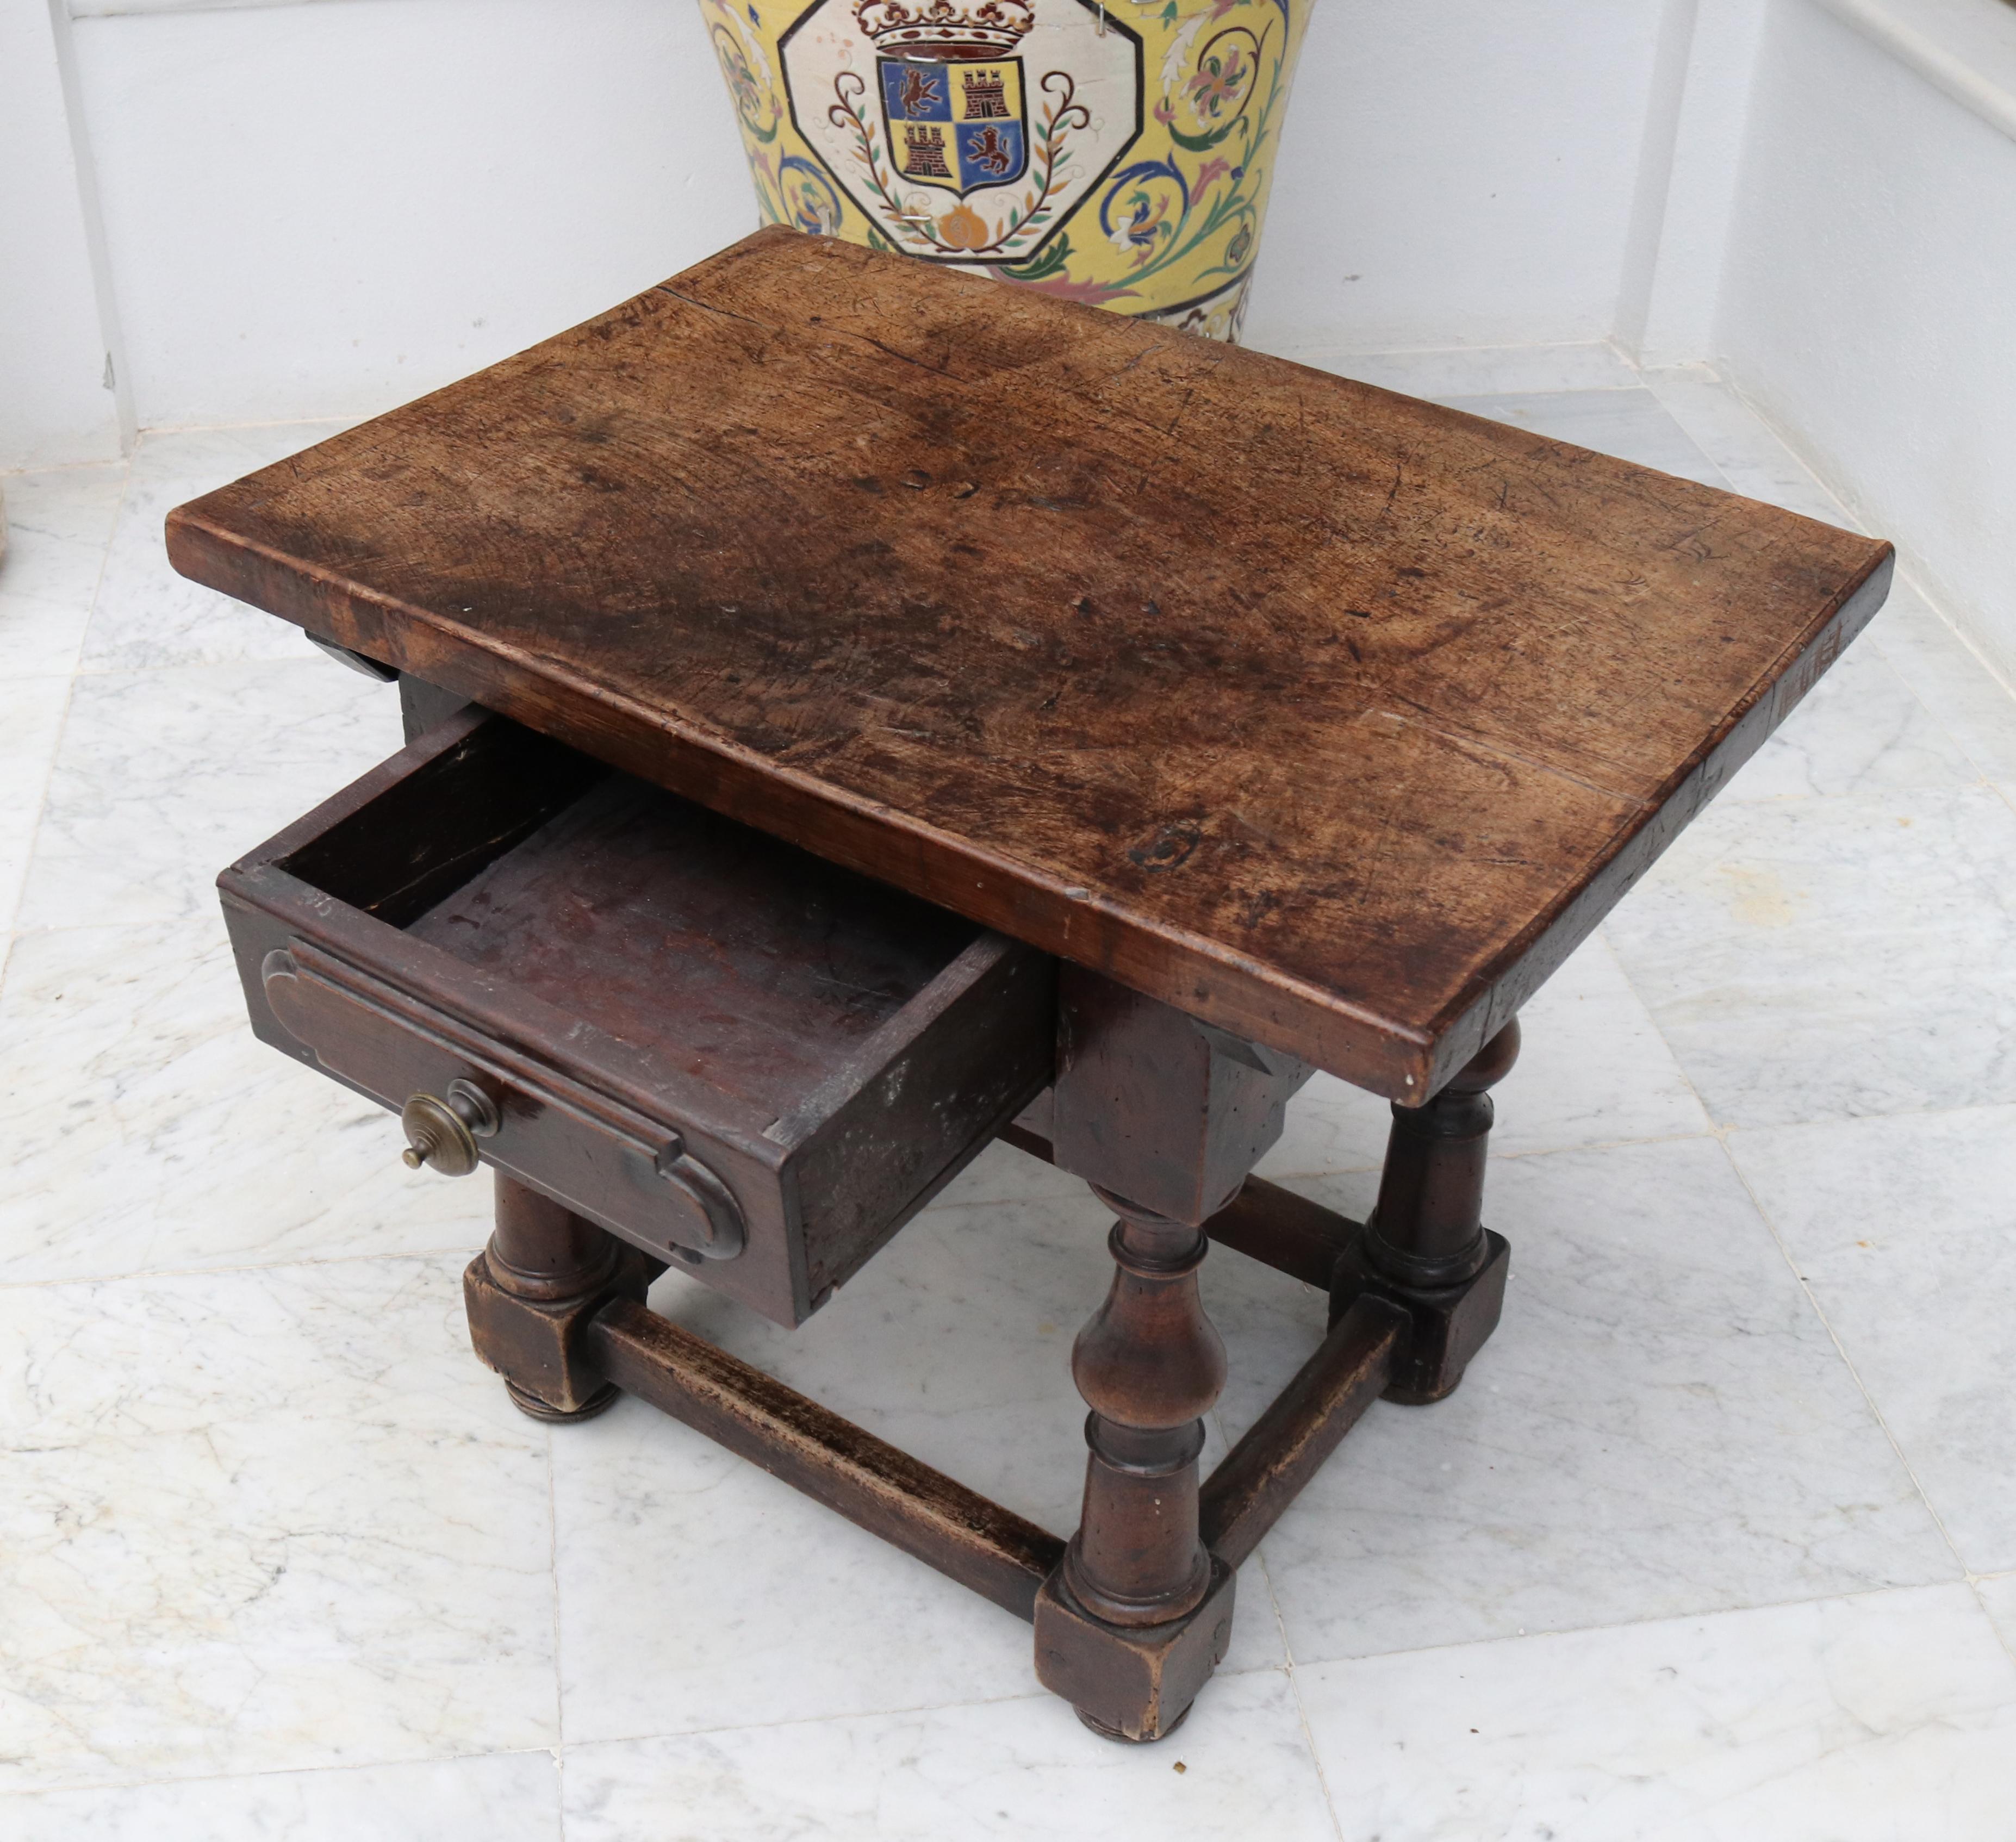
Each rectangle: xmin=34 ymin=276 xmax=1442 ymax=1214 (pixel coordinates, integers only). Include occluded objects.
xmin=779 ymin=0 xmax=1141 ymax=263
xmin=880 ymin=56 xmax=1025 ymax=196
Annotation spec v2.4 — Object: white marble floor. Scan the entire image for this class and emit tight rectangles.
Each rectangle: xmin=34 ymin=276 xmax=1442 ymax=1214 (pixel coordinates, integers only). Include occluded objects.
xmin=4 ymin=363 xmax=2016 ymax=1840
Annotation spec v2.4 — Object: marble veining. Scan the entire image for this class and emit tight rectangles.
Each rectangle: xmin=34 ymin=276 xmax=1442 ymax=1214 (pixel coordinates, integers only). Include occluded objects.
xmin=1604 ymin=784 xmax=2016 ymax=1128
xmin=3 ymin=1751 xmax=563 ymax=1842
xmin=555 ymin=1192 xmax=1286 ymax=1748
xmin=0 ymin=917 xmax=494 ymax=1285
xmin=1295 ymin=1585 xmax=2016 ymax=1842
xmin=1727 ymin=1105 xmax=2016 ymax=1576
xmin=0 ymin=463 xmax=127 ymax=679
xmin=3 ymin=367 xmax=2015 ymax=1837
xmin=561 ymin=1669 xmax=1336 ymax=1842
xmin=1436 ymin=385 xmax=1730 ymax=488
xmin=80 ymin=425 xmax=352 ymax=674
xmin=1256 ymin=931 xmax=1714 ymax=1183
xmin=0 ymin=1256 xmax=559 ymax=1793
xmin=0 ymin=674 xmax=72 ymax=936
xmin=1720 ymin=637 xmax=1985 ymax=803
xmin=15 ymin=657 xmax=403 ymax=930
xmin=1978 ymin=1572 xmax=2016 ymax=1658
xmin=1241 ymin=1138 xmax=1953 ymax=1665
xmin=1866 ymin=578 xmax=2016 ymax=783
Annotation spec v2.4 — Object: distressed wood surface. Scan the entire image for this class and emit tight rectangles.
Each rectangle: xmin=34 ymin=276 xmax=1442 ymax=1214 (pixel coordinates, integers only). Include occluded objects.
xmin=222 ymin=709 xmax=1054 ymax=1326
xmin=169 ymin=227 xmax=1892 ymax=1096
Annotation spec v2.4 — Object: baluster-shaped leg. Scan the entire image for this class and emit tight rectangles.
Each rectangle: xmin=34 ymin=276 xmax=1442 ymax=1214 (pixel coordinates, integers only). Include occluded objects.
xmin=1035 ymin=1186 xmax=1237 ymax=1742
xmin=1331 ymin=1020 xmax=1521 ymax=1403
xmin=464 ymin=1175 xmax=659 ymax=1420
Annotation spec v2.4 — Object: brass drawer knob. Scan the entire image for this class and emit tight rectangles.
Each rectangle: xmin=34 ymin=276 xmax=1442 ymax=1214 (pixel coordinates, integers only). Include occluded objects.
xmin=401 ymin=1078 xmax=500 ymax=1177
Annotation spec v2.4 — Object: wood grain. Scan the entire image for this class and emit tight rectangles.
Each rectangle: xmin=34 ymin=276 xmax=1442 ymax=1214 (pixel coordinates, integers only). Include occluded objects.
xmin=222 ymin=708 xmax=1054 ymax=1325
xmin=169 ymin=227 xmax=1892 ymax=1096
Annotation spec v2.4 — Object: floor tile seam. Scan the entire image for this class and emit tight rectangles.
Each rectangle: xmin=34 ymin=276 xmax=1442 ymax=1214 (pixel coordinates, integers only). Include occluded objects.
xmin=1877 ymin=565 xmax=2016 ymax=707
xmin=1489 ymin=1127 xmax=1718 ymax=1162
xmin=1730 ymin=690 xmax=2001 ymax=791
xmin=1454 ymin=379 xmax=1654 ymax=393
xmin=1284 ymin=337 xmax=1633 ymax=366
xmin=0 ymin=911 xmax=235 ymax=997
xmin=0 ymin=915 xmax=223 ymax=953
xmin=135 ymin=416 xmax=360 ymax=440
xmin=1245 ymin=1536 xmax=1340 ymax=1826
xmin=80 ymin=452 xmax=136 ymax=626
xmin=1719 ymin=1096 xmax=2016 ymax=1139
xmin=0 ymin=1242 xmax=490 ymax=1295
xmin=1707 ymin=1130 xmax=1975 ymax=1580
xmin=4 ymin=456 xmax=120 ymax=940
xmin=1278 ymin=1657 xmax=1351 ymax=1842
xmin=545 ymin=1417 xmax=565 ymax=1757
xmin=59 ymin=654 xmax=342 ymax=686
xmin=0 ymin=1744 xmax=565 ymax=1804
xmin=1269 ymin=1102 xmax=2016 ymax=1184
xmin=1636 ymin=370 xmax=1861 ymax=527
xmin=1968 ymin=1578 xmax=2016 ymax=1673
xmin=0 ymin=671 xmax=83 ymax=942
xmin=1858 ymin=624 xmax=2016 ymax=788
xmin=1260 ymin=1128 xmax=1724 ymax=1186
xmin=1595 ymin=904 xmax=1794 ymax=1143
xmin=554 ymin=1660 xmax=1310 ymax=1759
xmin=1632 ymin=378 xmax=1772 ymax=507
xmin=1682 ymin=379 xmax=2016 ymax=726
xmin=1864 ymin=605 xmax=2016 ymax=719
xmin=553 ymin=1684 xmax=1090 ymax=1754
xmin=1277 ymin=1575 xmax=1977 ymax=1677
xmin=0 ymin=458 xmax=132 ymax=482
xmin=1712 ymin=772 xmax=2015 ymax=812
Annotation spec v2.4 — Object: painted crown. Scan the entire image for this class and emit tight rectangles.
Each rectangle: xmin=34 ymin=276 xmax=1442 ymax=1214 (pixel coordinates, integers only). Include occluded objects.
xmin=855 ymin=0 xmax=1035 ymax=57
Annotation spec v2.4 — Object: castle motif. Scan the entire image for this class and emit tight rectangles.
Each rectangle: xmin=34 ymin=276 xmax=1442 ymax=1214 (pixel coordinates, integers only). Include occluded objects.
xmin=962 ymin=67 xmax=1010 ymax=117
xmin=858 ymin=0 xmax=1035 ymax=198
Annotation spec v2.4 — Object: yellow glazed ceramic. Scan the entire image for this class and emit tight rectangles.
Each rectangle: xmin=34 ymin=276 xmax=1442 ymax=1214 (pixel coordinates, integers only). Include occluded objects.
xmin=700 ymin=0 xmax=1309 ymax=341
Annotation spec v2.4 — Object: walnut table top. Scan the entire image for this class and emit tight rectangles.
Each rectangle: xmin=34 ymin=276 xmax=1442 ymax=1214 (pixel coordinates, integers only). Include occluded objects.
xmin=167 ymin=227 xmax=1891 ymax=1098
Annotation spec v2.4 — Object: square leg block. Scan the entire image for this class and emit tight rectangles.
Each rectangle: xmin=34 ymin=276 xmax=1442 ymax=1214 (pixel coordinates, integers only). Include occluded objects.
xmin=462 ymin=1247 xmax=654 ymax=1415
xmin=1329 ymin=1229 xmax=1510 ymax=1405
xmin=1033 ymin=1557 xmax=1236 ymax=1742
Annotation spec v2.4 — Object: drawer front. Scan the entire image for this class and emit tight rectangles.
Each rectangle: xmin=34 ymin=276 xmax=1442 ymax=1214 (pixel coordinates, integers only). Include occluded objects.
xmin=262 ymin=939 xmax=752 ymax=1265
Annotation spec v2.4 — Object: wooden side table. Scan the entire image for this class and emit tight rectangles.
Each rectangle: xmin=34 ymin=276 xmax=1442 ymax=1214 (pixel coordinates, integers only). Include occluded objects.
xmin=169 ymin=228 xmax=1892 ymax=1741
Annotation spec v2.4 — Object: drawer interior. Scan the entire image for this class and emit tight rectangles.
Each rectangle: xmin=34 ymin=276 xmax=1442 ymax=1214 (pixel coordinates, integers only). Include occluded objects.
xmin=275 ymin=718 xmax=982 ymax=1117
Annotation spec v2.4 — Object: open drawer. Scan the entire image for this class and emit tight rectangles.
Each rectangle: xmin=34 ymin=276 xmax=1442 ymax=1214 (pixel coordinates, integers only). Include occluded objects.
xmin=219 ymin=709 xmax=1056 ymax=1327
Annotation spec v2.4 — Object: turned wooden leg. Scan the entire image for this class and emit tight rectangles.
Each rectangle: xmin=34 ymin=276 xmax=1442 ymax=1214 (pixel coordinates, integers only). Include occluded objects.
xmin=1331 ymin=1020 xmax=1521 ymax=1403
xmin=464 ymin=1175 xmax=660 ymax=1421
xmin=1065 ymin=1188 xmax=1225 ymax=1626
xmin=1034 ymin=1185 xmax=1237 ymax=1743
